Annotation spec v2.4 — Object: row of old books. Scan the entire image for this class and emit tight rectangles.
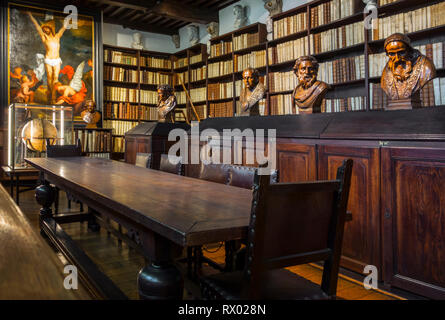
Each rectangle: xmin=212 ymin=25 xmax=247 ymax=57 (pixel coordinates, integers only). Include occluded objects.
xmin=190 ymin=87 xmax=207 ymax=103
xmin=140 ymin=90 xmax=158 ymax=104
xmin=322 ymin=96 xmax=366 ymax=113
xmin=311 ymin=0 xmax=357 ymax=29
xmin=190 ymin=65 xmax=206 ymax=82
xmin=190 ymin=53 xmax=203 ymax=65
xmin=369 ymin=42 xmax=445 ymax=78
xmin=270 ymin=94 xmax=293 ymax=115
xmin=104 ymin=86 xmax=139 ymax=103
xmin=140 ymin=70 xmax=172 ymax=85
xmin=234 ymin=50 xmax=267 ymax=72
xmin=104 ymin=66 xmax=138 ymax=82
xmin=273 ymin=11 xmax=307 ymax=39
xmin=210 ymin=41 xmax=233 ymax=58
xmin=318 ymin=55 xmax=365 ymax=84
xmin=195 ymin=105 xmax=208 ymax=120
xmin=75 ymin=129 xmax=112 ymax=153
xmin=103 ymin=120 xmax=138 ymax=136
xmin=233 ymin=32 xmax=261 ymax=51
xmin=372 ymin=2 xmax=445 ymax=41
xmin=378 ymin=0 xmax=398 ymax=5
xmin=174 ymin=56 xmax=188 ymax=69
xmin=235 ymin=99 xmax=266 ymax=116
xmin=113 ymin=137 xmax=125 ymax=153
xmin=140 ymin=56 xmax=171 ymax=69
xmin=104 ymin=49 xmax=137 ymax=66
xmin=176 ymin=91 xmax=187 ymax=105
xmin=311 ymin=21 xmax=364 ymax=54
xmin=209 ymin=101 xmax=233 ymax=118
xmin=268 ymin=70 xmax=296 ymax=93
xmin=208 ymin=60 xmax=234 ymax=78
xmin=208 ymin=82 xmax=234 ymax=101
xmin=105 ymin=102 xmax=158 ymax=121
xmin=174 ymin=108 xmax=187 ymax=122
xmin=268 ymin=36 xmax=310 ymax=65
xmin=176 ymin=71 xmax=189 ymax=84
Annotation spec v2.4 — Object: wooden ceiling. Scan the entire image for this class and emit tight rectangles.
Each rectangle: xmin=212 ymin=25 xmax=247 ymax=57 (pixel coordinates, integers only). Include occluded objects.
xmin=70 ymin=0 xmax=240 ymax=35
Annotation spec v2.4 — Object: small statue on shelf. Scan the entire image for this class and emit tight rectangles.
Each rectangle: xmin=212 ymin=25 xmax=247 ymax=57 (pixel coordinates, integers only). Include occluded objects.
xmin=381 ymin=33 xmax=437 ymax=110
xmin=172 ymin=34 xmax=180 ymax=49
xmin=292 ymin=56 xmax=330 ymax=114
xmin=131 ymin=32 xmax=144 ymax=50
xmin=264 ymin=0 xmax=283 ymax=41
xmin=188 ymin=25 xmax=200 ymax=46
xmin=81 ymin=99 xmax=101 ymax=128
xmin=206 ymin=22 xmax=219 ymax=54
xmin=239 ymin=68 xmax=266 ymax=116
xmin=233 ymin=4 xmax=248 ymax=29
xmin=157 ymin=84 xmax=177 ymax=123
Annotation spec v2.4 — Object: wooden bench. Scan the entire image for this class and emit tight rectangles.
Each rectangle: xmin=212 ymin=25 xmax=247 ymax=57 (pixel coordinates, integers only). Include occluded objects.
xmin=0 ymin=183 xmax=90 ymax=299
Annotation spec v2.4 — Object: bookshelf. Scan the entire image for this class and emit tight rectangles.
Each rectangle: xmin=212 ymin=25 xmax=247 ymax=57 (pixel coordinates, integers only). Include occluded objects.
xmin=74 ymin=128 xmax=112 ymax=159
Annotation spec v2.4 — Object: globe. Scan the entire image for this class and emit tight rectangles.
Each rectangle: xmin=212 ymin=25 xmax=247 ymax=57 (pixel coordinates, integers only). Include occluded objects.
xmin=21 ymin=118 xmax=58 ymax=152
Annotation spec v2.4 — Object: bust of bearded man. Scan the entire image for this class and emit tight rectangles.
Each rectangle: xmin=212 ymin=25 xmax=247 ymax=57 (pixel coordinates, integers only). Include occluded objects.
xmin=157 ymin=84 xmax=177 ymax=123
xmin=292 ymin=56 xmax=330 ymax=114
xmin=381 ymin=33 xmax=436 ymax=110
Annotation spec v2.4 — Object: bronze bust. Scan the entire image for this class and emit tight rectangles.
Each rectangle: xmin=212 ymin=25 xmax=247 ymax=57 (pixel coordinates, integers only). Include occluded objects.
xmin=292 ymin=56 xmax=330 ymax=114
xmin=81 ymin=100 xmax=101 ymax=129
xmin=157 ymin=84 xmax=177 ymax=123
xmin=381 ymin=33 xmax=437 ymax=110
xmin=239 ymin=68 xmax=266 ymax=116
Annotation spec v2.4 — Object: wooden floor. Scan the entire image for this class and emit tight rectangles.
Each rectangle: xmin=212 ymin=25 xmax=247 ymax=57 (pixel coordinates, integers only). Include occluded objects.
xmin=14 ymin=185 xmax=401 ymax=300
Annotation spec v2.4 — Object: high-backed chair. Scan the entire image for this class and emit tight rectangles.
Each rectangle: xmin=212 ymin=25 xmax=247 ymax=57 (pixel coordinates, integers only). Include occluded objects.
xmin=227 ymin=165 xmax=279 ymax=189
xmin=159 ymin=154 xmax=183 ymax=175
xmin=135 ymin=153 xmax=153 ymax=169
xmin=46 ymin=140 xmax=83 ymax=213
xmin=198 ymin=163 xmax=230 ymax=184
xmin=200 ymin=159 xmax=353 ymax=300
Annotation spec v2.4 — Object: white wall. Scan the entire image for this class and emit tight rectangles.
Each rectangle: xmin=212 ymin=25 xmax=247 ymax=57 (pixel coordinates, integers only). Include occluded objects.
xmin=102 ymin=0 xmax=310 ymax=53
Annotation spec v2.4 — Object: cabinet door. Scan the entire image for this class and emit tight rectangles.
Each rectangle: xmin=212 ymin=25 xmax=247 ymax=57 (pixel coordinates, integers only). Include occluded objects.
xmin=318 ymin=144 xmax=381 ymax=274
xmin=382 ymin=147 xmax=445 ymax=299
xmin=276 ymin=140 xmax=317 ymax=182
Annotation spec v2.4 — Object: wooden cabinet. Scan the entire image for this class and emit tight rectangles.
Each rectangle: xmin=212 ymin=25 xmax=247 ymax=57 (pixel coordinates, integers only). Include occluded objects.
xmin=318 ymin=143 xmax=381 ymax=275
xmin=381 ymin=144 xmax=445 ymax=299
xmin=276 ymin=139 xmax=317 ymax=182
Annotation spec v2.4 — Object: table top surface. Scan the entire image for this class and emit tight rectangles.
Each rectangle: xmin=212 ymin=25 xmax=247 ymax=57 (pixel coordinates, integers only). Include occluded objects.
xmin=0 ymin=183 xmax=89 ymax=299
xmin=25 ymin=157 xmax=252 ymax=246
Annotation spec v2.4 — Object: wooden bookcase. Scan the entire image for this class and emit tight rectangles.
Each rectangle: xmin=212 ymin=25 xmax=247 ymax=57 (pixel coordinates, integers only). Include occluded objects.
xmin=74 ymin=128 xmax=113 ymax=159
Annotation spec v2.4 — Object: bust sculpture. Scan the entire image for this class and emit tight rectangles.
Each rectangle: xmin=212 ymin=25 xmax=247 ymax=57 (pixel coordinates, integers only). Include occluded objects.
xmin=239 ymin=68 xmax=266 ymax=116
xmin=172 ymin=34 xmax=180 ymax=49
xmin=131 ymin=32 xmax=144 ymax=50
xmin=81 ymin=99 xmax=101 ymax=128
xmin=157 ymin=84 xmax=177 ymax=123
xmin=292 ymin=56 xmax=330 ymax=114
xmin=188 ymin=25 xmax=199 ymax=46
xmin=233 ymin=5 xmax=248 ymax=29
xmin=381 ymin=33 xmax=436 ymax=110
xmin=264 ymin=0 xmax=283 ymax=41
xmin=206 ymin=22 xmax=219 ymax=54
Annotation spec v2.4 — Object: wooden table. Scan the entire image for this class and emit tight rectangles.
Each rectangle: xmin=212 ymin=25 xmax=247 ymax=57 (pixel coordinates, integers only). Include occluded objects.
xmin=1 ymin=166 xmax=39 ymax=204
xmin=0 ymin=183 xmax=89 ymax=299
xmin=25 ymin=157 xmax=252 ymax=299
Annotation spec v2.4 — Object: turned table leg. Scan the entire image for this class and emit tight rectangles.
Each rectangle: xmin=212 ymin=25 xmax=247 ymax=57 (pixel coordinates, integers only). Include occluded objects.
xmin=137 ymin=232 xmax=183 ymax=300
xmin=35 ymin=181 xmax=56 ymax=236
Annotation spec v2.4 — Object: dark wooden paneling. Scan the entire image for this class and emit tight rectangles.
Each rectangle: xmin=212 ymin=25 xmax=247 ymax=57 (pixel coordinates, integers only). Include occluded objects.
xmin=382 ymin=147 xmax=445 ymax=299
xmin=318 ymin=144 xmax=381 ymax=274
xmin=276 ymin=139 xmax=317 ymax=182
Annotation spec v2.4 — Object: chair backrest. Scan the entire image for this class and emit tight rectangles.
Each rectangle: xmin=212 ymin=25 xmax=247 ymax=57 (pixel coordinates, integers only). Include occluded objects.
xmin=159 ymin=154 xmax=183 ymax=175
xmin=243 ymin=159 xmax=353 ymax=299
xmin=227 ymin=165 xmax=278 ymax=189
xmin=198 ymin=163 xmax=231 ymax=184
xmin=46 ymin=139 xmax=82 ymax=158
xmin=135 ymin=153 xmax=153 ymax=169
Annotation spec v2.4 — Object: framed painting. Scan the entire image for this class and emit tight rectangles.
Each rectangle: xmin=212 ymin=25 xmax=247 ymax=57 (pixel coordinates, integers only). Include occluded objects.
xmin=7 ymin=2 xmax=101 ymax=124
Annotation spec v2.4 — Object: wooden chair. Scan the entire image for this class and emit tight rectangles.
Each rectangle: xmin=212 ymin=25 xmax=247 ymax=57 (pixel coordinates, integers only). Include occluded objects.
xmin=227 ymin=165 xmax=279 ymax=189
xmin=200 ymin=159 xmax=353 ymax=300
xmin=159 ymin=154 xmax=183 ymax=175
xmin=198 ymin=163 xmax=231 ymax=184
xmin=135 ymin=153 xmax=153 ymax=169
xmin=46 ymin=140 xmax=83 ymax=213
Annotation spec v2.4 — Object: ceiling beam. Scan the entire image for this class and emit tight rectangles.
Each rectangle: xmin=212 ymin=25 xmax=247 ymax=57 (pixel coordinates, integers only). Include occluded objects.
xmin=94 ymin=0 xmax=218 ymax=24
xmin=102 ymin=16 xmax=178 ymax=35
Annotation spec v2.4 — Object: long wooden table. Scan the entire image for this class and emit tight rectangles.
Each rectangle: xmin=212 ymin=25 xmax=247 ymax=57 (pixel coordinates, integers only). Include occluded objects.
xmin=0 ymin=183 xmax=89 ymax=299
xmin=25 ymin=157 xmax=252 ymax=299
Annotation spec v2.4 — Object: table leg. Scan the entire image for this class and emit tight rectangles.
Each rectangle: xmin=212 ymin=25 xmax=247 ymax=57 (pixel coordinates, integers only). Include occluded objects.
xmin=16 ymin=174 xmax=19 ymax=205
xmin=10 ymin=174 xmax=13 ymax=198
xmin=35 ymin=181 xmax=56 ymax=236
xmin=137 ymin=232 xmax=183 ymax=300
